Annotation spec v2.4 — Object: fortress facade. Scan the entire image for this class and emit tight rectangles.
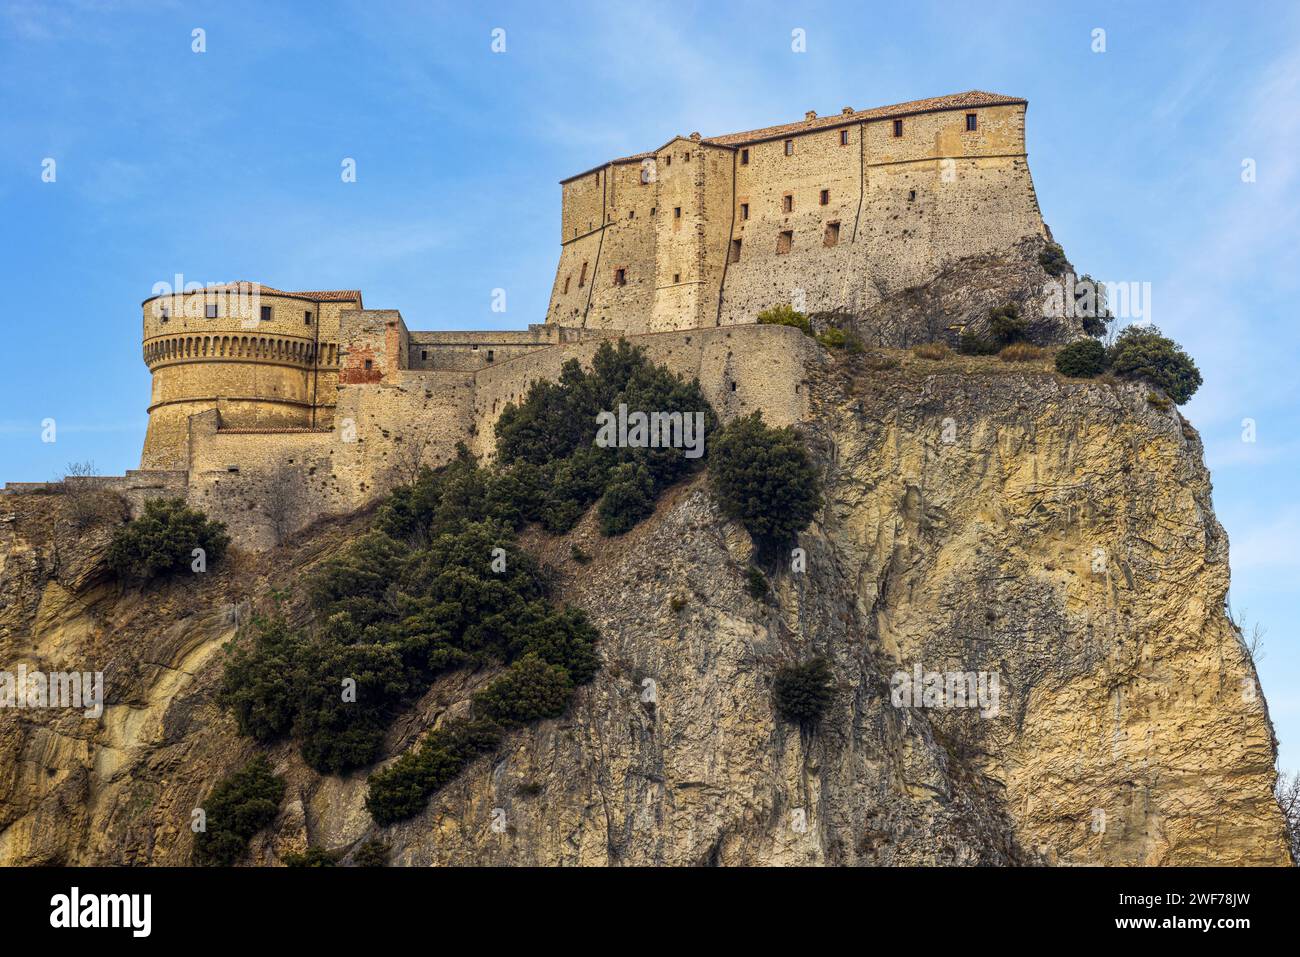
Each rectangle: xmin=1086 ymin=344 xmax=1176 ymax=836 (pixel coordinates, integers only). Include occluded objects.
xmin=8 ymin=91 xmax=1061 ymax=546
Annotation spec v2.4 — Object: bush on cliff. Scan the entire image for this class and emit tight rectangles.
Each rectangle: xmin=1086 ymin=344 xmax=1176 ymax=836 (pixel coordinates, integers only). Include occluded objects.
xmin=709 ymin=411 xmax=820 ymax=549
xmin=757 ymin=303 xmax=812 ymax=335
xmin=1038 ymin=241 xmax=1068 ymax=276
xmin=365 ymin=717 xmax=503 ymax=826
xmin=494 ymin=339 xmax=716 ymax=535
xmin=193 ymin=755 xmax=285 ymax=866
xmin=957 ymin=331 xmax=999 ymax=356
xmin=987 ymin=304 xmax=1026 ymax=345
xmin=107 ymin=497 xmax=230 ymax=581
xmin=1055 ymin=338 xmax=1108 ymax=378
xmin=1105 ymin=325 xmax=1203 ymax=405
xmin=773 ymin=658 xmax=834 ymax=727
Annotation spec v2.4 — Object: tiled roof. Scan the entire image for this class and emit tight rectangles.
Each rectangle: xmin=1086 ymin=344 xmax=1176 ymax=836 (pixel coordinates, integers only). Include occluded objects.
xmin=561 ymin=91 xmax=1025 ymax=182
xmin=703 ymin=90 xmax=1023 ymax=146
xmin=142 ymin=282 xmax=362 ymax=306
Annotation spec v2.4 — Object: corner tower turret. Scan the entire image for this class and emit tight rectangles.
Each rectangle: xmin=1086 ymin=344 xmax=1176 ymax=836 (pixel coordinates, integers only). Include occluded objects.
xmin=139 ymin=282 xmax=360 ymax=469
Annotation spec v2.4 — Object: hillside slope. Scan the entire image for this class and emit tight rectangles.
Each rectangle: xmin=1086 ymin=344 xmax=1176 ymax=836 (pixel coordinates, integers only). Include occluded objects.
xmin=0 ymin=350 xmax=1288 ymax=865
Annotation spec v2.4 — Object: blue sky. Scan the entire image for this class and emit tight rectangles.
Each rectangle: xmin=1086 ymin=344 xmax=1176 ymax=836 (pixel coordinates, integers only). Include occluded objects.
xmin=1 ymin=1 xmax=1297 ymax=773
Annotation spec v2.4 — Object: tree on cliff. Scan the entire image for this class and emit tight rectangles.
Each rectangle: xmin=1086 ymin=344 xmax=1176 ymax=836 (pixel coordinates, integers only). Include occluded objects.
xmin=1106 ymin=325 xmax=1203 ymax=405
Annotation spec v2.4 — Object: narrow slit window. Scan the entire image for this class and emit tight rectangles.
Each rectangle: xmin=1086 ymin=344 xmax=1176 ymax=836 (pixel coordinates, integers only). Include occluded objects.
xmin=729 ymin=239 xmax=742 ymax=263
xmin=563 ymin=276 xmax=571 ymax=294
xmin=839 ymin=129 xmax=850 ymax=146
xmin=674 ymin=206 xmax=682 ymax=219
xmin=966 ymin=113 xmax=978 ymax=131
xmin=893 ymin=118 xmax=904 ymax=137
xmin=673 ymin=272 xmax=681 ymax=283
xmin=783 ymin=139 xmax=794 ymax=156
xmin=421 ymin=349 xmax=428 ymax=360
xmin=777 ymin=230 xmax=793 ymax=255
xmin=740 ymin=202 xmax=749 ymax=220
xmin=304 ymin=311 xmax=313 ymax=324
xmin=782 ymin=194 xmax=793 ymax=213
xmin=819 ymin=189 xmax=830 ymax=206
xmin=614 ymin=267 xmax=627 ymax=286
xmin=740 ymin=148 xmax=749 ymax=165
xmin=487 ymin=350 xmax=494 ymax=362
xmin=824 ymin=221 xmax=841 ymax=247
xmin=578 ymin=262 xmax=588 ymax=287
xmin=908 ymin=189 xmax=917 ymax=201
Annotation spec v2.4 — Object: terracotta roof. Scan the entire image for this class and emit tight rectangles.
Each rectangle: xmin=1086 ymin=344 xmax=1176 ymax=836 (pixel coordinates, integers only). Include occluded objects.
xmin=560 ymin=90 xmax=1025 ymax=183
xmin=141 ymin=282 xmax=362 ymax=307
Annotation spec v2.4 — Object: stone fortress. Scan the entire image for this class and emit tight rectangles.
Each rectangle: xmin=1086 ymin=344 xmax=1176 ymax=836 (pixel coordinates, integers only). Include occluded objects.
xmin=7 ymin=91 xmax=1066 ymax=546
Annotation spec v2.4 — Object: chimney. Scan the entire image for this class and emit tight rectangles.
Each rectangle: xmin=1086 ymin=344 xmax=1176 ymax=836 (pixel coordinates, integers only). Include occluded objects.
xmin=689 ymin=131 xmax=701 ymax=141
xmin=841 ymin=106 xmax=854 ymax=115
xmin=805 ymin=110 xmax=817 ymax=120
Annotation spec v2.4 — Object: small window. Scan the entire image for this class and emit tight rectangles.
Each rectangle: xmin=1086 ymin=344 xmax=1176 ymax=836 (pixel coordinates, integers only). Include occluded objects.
xmin=783 ymin=139 xmax=794 ymax=156
xmin=614 ymin=267 xmax=627 ymax=286
xmin=304 ymin=311 xmax=313 ymax=324
xmin=674 ymin=206 xmax=682 ymax=219
xmin=364 ymin=359 xmax=373 ymax=370
xmin=819 ymin=189 xmax=830 ymax=206
xmin=839 ymin=129 xmax=849 ymax=146
xmin=729 ymin=381 xmax=737 ymax=392
xmin=421 ymin=349 xmax=428 ymax=360
xmin=579 ymin=262 xmax=588 ymax=287
xmin=640 ymin=165 xmax=651 ymax=184
xmin=777 ymin=230 xmax=793 ymax=255
xmin=487 ymin=350 xmax=494 ymax=362
xmin=966 ymin=113 xmax=978 ymax=132
xmin=908 ymin=189 xmax=917 ymax=202
xmin=729 ymin=239 xmax=742 ymax=263
xmin=782 ymin=194 xmax=793 ymax=214
xmin=893 ymin=119 xmax=903 ymax=138
xmin=205 ymin=302 xmax=218 ymax=319
xmin=260 ymin=305 xmax=272 ymax=322
xmin=673 ymin=272 xmax=681 ymax=283
xmin=740 ymin=202 xmax=749 ymax=220
xmin=824 ymin=221 xmax=840 ymax=247
xmin=650 ymin=207 xmax=656 ymax=215
xmin=741 ymin=148 xmax=749 ymax=165
xmin=684 ymin=151 xmax=690 ymax=162
xmin=629 ymin=210 xmax=635 ymax=219
xmin=160 ymin=306 xmax=170 ymax=322
xmin=563 ymin=276 xmax=570 ymax=294
xmin=665 ymin=154 xmax=672 ymax=166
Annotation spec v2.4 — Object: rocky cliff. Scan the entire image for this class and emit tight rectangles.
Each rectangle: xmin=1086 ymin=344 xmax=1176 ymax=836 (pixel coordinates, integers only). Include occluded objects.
xmin=0 ymin=348 xmax=1289 ymax=866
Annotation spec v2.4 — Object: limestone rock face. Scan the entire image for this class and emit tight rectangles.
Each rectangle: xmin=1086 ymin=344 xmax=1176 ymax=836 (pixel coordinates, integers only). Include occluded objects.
xmin=0 ymin=352 xmax=1289 ymax=866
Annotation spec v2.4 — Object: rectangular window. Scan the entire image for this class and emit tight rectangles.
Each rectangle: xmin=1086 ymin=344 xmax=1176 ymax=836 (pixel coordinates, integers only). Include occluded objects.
xmin=839 ymin=129 xmax=849 ymax=146
xmin=893 ymin=119 xmax=903 ymax=137
xmin=741 ymin=148 xmax=749 ymax=165
xmin=304 ymin=311 xmax=313 ymax=324
xmin=629 ymin=210 xmax=635 ymax=219
xmin=205 ymin=302 xmax=218 ymax=318
xmin=966 ymin=113 xmax=978 ymax=131
xmin=614 ymin=267 xmax=627 ymax=286
xmin=563 ymin=276 xmax=570 ymax=294
xmin=782 ymin=194 xmax=793 ymax=213
xmin=421 ymin=349 xmax=428 ymax=360
xmin=160 ymin=306 xmax=170 ymax=321
xmin=674 ymin=206 xmax=682 ymax=218
xmin=579 ymin=262 xmax=588 ymax=287
xmin=824 ymin=221 xmax=840 ymax=247
xmin=364 ymin=359 xmax=373 ymax=370
xmin=665 ymin=154 xmax=672 ymax=166
xmin=777 ymin=230 xmax=793 ymax=255
xmin=729 ymin=239 xmax=742 ymax=263
xmin=740 ymin=202 xmax=749 ymax=220
xmin=673 ymin=272 xmax=681 ymax=283
xmin=908 ymin=189 xmax=917 ymax=201
xmin=819 ymin=189 xmax=830 ymax=206
xmin=260 ymin=305 xmax=272 ymax=321
xmin=684 ymin=151 xmax=690 ymax=162
xmin=784 ymin=139 xmax=794 ymax=156
xmin=487 ymin=350 xmax=494 ymax=362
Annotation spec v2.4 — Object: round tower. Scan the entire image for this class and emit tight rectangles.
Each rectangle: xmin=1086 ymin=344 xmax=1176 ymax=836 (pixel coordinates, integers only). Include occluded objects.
xmin=139 ymin=282 xmax=354 ymax=470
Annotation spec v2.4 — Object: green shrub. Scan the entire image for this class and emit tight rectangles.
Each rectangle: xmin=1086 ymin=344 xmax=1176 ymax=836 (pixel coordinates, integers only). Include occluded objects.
xmin=193 ymin=756 xmax=285 ymax=866
xmin=816 ymin=326 xmax=863 ymax=352
xmin=746 ymin=567 xmax=769 ymax=602
xmin=710 ymin=412 xmax=820 ymax=548
xmin=987 ymin=304 xmax=1026 ymax=345
xmin=598 ymin=462 xmax=655 ymax=535
xmin=283 ymin=846 xmax=338 ymax=867
xmin=1038 ymin=242 xmax=1068 ymax=276
xmin=1106 ymin=325 xmax=1203 ymax=405
xmin=957 ymin=331 xmax=999 ymax=356
xmin=365 ymin=718 xmax=503 ymax=826
xmin=757 ymin=304 xmax=812 ymax=335
xmin=1055 ymin=338 xmax=1108 ymax=378
xmin=107 ymin=498 xmax=230 ymax=581
xmin=352 ymin=839 xmax=390 ymax=867
xmin=773 ymin=658 xmax=834 ymax=727
xmin=474 ymin=654 xmax=574 ymax=726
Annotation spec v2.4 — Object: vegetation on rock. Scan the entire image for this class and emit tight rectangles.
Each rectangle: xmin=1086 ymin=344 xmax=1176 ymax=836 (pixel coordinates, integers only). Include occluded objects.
xmin=1107 ymin=325 xmax=1203 ymax=405
xmin=710 ymin=412 xmax=820 ymax=549
xmin=773 ymin=658 xmax=834 ymax=727
xmin=192 ymin=756 xmax=285 ymax=866
xmin=1055 ymin=338 xmax=1108 ymax=378
xmin=107 ymin=497 xmax=229 ymax=581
